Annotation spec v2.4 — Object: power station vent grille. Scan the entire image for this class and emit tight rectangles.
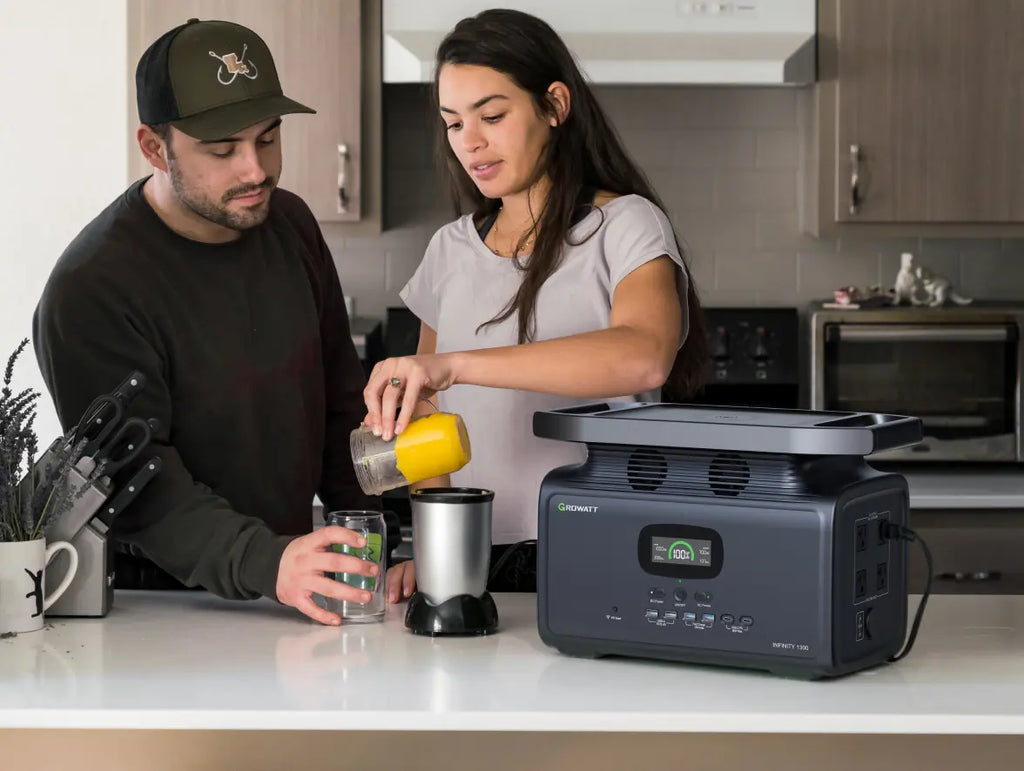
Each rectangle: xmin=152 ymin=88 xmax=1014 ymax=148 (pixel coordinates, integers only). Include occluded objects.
xmin=581 ymin=445 xmax=815 ymax=501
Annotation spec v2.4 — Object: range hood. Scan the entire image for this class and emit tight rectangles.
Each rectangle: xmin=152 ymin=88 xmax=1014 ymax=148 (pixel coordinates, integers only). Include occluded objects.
xmin=383 ymin=0 xmax=816 ymax=86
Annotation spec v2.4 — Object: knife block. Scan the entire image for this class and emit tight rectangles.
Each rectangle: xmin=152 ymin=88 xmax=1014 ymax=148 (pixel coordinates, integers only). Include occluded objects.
xmin=32 ymin=438 xmax=116 ymax=618
xmin=24 ymin=438 xmax=110 ymax=543
xmin=46 ymin=519 xmax=114 ymax=617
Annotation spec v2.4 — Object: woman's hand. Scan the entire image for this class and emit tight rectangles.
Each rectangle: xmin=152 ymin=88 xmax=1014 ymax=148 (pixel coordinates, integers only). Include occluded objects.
xmin=386 ymin=560 xmax=417 ymax=603
xmin=362 ymin=353 xmax=459 ymax=440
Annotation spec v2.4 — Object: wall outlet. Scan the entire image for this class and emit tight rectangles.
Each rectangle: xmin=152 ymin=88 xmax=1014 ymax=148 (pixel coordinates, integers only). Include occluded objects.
xmin=856 ymin=524 xmax=868 ymax=552
xmin=876 ymin=561 xmax=888 ymax=592
xmin=855 ymin=569 xmax=867 ymax=599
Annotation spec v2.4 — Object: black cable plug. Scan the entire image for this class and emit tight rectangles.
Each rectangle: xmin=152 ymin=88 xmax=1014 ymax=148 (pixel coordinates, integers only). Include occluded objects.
xmin=881 ymin=521 xmax=933 ymax=662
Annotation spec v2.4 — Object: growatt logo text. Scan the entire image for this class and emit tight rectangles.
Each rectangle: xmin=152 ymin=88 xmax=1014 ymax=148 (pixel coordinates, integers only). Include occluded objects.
xmin=557 ymin=502 xmax=599 ymax=513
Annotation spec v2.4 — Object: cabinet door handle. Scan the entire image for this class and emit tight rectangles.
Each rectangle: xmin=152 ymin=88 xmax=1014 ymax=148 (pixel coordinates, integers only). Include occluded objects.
xmin=337 ymin=143 xmax=350 ymax=214
xmin=849 ymin=143 xmax=861 ymax=215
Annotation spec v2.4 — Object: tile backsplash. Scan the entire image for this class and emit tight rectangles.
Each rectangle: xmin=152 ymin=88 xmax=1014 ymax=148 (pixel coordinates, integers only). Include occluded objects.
xmin=321 ymin=85 xmax=1024 ymax=320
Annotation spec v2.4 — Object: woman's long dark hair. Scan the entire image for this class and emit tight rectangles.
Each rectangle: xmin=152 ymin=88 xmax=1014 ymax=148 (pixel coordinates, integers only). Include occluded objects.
xmin=433 ymin=9 xmax=709 ymax=398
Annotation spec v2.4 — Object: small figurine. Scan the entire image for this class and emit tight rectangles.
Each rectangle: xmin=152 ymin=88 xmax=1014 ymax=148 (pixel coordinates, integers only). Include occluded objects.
xmin=893 ymin=252 xmax=972 ymax=307
xmin=830 ymin=285 xmax=893 ymax=308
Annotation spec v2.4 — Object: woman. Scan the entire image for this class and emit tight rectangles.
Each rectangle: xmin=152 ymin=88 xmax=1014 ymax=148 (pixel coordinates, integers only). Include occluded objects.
xmin=365 ymin=9 xmax=709 ymax=601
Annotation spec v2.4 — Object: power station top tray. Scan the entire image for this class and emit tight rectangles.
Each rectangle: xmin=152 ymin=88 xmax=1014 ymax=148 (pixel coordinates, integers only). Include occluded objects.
xmin=532 ymin=402 xmax=922 ymax=457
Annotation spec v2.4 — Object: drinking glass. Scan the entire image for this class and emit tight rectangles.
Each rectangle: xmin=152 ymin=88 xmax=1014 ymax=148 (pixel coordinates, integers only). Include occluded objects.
xmin=325 ymin=510 xmax=386 ymax=623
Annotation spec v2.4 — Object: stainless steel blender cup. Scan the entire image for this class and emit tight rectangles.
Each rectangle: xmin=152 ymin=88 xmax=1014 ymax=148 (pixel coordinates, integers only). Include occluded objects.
xmin=404 ymin=488 xmax=498 ymax=636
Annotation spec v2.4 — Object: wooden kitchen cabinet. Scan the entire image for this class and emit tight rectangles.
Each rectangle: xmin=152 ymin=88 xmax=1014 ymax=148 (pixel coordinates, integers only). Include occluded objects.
xmin=801 ymin=0 xmax=1024 ymax=236
xmin=127 ymin=0 xmax=381 ymax=230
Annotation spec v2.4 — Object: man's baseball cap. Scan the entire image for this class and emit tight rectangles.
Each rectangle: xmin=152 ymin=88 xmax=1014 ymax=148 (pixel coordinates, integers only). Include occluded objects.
xmin=136 ymin=18 xmax=315 ymax=141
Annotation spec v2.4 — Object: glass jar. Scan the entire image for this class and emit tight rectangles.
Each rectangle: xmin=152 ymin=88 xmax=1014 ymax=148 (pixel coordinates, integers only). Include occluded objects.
xmin=350 ymin=412 xmax=472 ymax=496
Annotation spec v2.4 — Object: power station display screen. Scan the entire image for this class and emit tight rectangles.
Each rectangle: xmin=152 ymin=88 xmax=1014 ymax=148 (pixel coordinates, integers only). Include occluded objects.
xmin=651 ymin=536 xmax=712 ymax=567
xmin=640 ymin=524 xmax=723 ymax=579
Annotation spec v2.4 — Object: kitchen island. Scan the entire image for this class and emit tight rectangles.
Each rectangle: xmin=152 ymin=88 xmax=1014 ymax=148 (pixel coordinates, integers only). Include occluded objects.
xmin=3 ymin=592 xmax=1024 ymax=770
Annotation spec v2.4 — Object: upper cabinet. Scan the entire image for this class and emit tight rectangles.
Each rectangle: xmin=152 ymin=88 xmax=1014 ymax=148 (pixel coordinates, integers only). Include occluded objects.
xmin=127 ymin=0 xmax=381 ymax=229
xmin=802 ymin=0 xmax=1024 ymax=236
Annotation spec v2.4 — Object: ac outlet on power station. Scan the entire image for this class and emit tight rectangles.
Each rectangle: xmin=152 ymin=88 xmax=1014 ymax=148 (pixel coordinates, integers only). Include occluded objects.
xmin=855 ymin=523 xmax=867 ymax=552
xmin=853 ymin=512 xmax=892 ymax=607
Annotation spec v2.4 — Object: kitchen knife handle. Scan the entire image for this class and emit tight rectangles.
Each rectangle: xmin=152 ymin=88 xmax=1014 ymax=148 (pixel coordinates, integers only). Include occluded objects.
xmin=112 ymin=371 xmax=147 ymax=407
xmin=98 ymin=456 xmax=162 ymax=526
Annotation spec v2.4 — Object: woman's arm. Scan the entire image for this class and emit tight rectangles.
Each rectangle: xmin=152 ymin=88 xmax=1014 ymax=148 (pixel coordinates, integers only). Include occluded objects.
xmin=455 ymin=255 xmax=681 ymax=394
xmin=364 ymin=256 xmax=683 ymax=440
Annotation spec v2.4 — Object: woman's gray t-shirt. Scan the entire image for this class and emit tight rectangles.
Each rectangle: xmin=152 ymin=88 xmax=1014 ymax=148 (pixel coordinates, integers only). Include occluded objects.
xmin=400 ymin=194 xmax=689 ymax=544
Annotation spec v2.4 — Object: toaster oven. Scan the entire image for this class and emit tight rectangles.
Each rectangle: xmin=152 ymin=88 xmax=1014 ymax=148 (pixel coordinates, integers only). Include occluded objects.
xmin=810 ymin=304 xmax=1023 ymax=463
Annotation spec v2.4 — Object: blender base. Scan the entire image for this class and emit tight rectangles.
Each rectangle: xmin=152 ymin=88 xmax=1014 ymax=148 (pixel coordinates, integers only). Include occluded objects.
xmin=404 ymin=591 xmax=499 ymax=636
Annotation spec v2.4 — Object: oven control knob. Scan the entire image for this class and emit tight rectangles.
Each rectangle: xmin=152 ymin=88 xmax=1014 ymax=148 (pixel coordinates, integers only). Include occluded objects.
xmin=711 ymin=327 xmax=730 ymax=361
xmin=748 ymin=327 xmax=770 ymax=362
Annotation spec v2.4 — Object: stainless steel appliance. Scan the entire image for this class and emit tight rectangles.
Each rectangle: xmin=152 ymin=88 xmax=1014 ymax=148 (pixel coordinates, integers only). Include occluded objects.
xmin=534 ymin=402 xmax=927 ymax=679
xmin=404 ymin=488 xmax=499 ymax=636
xmin=810 ymin=304 xmax=1024 ymax=463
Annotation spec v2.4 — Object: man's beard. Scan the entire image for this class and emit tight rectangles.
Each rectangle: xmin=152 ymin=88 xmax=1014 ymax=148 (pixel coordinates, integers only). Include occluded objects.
xmin=169 ymin=161 xmax=275 ymax=231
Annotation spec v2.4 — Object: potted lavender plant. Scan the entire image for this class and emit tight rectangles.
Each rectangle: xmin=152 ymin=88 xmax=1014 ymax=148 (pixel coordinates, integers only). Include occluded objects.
xmin=0 ymin=339 xmax=87 ymax=541
xmin=0 ymin=339 xmax=84 ymax=635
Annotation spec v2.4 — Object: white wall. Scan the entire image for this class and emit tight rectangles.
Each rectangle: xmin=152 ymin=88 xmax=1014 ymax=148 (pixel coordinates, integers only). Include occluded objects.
xmin=0 ymin=0 xmax=128 ymax=443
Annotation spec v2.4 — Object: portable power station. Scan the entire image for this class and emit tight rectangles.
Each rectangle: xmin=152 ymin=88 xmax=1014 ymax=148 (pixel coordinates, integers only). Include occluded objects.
xmin=534 ymin=403 xmax=925 ymax=679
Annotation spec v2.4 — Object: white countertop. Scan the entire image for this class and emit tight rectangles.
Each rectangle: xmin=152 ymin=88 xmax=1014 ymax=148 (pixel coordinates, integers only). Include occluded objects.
xmin=2 ymin=592 xmax=1024 ymax=734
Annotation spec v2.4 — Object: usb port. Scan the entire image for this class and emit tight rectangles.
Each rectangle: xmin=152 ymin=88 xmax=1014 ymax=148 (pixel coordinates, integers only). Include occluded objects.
xmin=876 ymin=562 xmax=888 ymax=592
xmin=855 ymin=569 xmax=867 ymax=599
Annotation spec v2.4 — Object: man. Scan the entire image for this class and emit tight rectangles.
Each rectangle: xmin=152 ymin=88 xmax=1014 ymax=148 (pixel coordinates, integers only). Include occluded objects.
xmin=33 ymin=18 xmax=378 ymax=625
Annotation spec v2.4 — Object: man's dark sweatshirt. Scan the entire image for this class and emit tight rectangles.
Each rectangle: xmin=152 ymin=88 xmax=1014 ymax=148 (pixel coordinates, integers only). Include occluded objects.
xmin=33 ymin=179 xmax=377 ymax=601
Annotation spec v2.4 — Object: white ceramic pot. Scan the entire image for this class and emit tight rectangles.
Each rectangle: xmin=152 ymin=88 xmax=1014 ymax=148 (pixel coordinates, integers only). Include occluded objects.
xmin=0 ymin=538 xmax=79 ymax=634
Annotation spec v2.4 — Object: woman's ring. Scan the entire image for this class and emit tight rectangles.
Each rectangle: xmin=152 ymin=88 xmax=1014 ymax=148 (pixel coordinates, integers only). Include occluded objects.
xmin=389 ymin=376 xmax=402 ymax=388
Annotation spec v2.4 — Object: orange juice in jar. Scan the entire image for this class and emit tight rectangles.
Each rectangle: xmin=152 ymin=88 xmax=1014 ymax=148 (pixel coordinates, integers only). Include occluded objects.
xmin=350 ymin=412 xmax=472 ymax=496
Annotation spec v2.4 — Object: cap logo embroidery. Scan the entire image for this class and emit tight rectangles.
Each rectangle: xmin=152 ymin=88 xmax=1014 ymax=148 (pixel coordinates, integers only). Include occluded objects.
xmin=208 ymin=43 xmax=259 ymax=85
